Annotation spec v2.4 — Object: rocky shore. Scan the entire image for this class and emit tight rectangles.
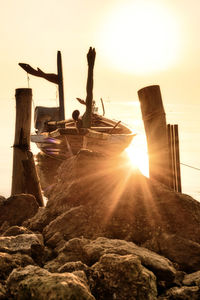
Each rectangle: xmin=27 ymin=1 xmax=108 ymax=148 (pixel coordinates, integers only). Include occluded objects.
xmin=0 ymin=149 xmax=200 ymax=299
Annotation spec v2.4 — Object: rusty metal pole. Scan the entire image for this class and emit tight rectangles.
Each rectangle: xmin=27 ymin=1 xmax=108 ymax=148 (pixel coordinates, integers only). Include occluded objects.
xmin=138 ymin=85 xmax=170 ymax=186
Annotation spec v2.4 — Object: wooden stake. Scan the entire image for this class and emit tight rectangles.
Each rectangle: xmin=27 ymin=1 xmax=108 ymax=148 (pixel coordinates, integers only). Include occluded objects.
xmin=11 ymin=88 xmax=44 ymax=206
xmin=138 ymin=85 xmax=170 ymax=186
xmin=174 ymin=124 xmax=182 ymax=192
xmin=12 ymin=88 xmax=32 ymax=194
xmin=22 ymin=151 xmax=44 ymax=206
xmin=57 ymin=51 xmax=65 ymax=121
xmin=167 ymin=124 xmax=174 ymax=189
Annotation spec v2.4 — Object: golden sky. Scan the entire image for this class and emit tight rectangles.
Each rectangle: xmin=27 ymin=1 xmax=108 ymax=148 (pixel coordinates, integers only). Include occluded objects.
xmin=0 ymin=0 xmax=200 ymax=198
xmin=1 ymin=0 xmax=200 ymax=107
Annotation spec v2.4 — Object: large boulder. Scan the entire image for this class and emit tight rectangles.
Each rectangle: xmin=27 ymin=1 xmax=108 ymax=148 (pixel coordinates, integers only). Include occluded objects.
xmin=44 ymin=237 xmax=177 ymax=288
xmin=40 ymin=150 xmax=200 ymax=273
xmin=158 ymin=286 xmax=200 ymax=299
xmin=7 ymin=265 xmax=95 ymax=300
xmin=0 ymin=234 xmax=43 ymax=255
xmin=0 ymin=283 xmax=6 ymax=300
xmin=183 ymin=271 xmax=200 ymax=286
xmin=0 ymin=194 xmax=39 ymax=232
xmin=144 ymin=233 xmax=200 ymax=272
xmin=90 ymin=253 xmax=157 ymax=300
xmin=23 ymin=207 xmax=59 ymax=232
xmin=0 ymin=233 xmax=44 ymax=265
xmin=0 ymin=252 xmax=35 ymax=280
xmin=2 ymin=226 xmax=33 ymax=237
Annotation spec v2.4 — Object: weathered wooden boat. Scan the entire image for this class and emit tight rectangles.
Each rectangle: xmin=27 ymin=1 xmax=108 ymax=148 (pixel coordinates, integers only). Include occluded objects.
xmin=31 ymin=108 xmax=135 ymax=159
xmin=19 ymin=47 xmax=136 ymax=160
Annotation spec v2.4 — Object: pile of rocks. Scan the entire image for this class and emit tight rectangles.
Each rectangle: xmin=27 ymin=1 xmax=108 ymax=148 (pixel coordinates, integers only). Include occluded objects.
xmin=0 ymin=150 xmax=200 ymax=299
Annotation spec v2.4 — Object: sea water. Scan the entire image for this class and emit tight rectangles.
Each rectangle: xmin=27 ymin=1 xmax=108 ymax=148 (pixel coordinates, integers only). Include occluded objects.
xmin=0 ymin=98 xmax=199 ymax=201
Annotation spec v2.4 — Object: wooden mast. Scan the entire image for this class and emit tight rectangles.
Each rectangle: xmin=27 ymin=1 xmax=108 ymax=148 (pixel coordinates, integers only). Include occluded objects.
xmin=57 ymin=51 xmax=65 ymax=121
xmin=82 ymin=47 xmax=96 ymax=128
xmin=19 ymin=50 xmax=65 ymax=121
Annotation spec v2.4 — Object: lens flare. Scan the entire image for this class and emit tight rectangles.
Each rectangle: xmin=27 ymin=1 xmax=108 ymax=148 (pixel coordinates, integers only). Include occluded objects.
xmin=125 ymin=135 xmax=149 ymax=177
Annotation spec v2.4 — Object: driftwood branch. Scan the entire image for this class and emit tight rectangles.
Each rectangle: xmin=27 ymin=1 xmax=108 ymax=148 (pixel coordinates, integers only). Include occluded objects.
xmin=19 ymin=63 xmax=59 ymax=84
xmin=76 ymin=98 xmax=86 ymax=105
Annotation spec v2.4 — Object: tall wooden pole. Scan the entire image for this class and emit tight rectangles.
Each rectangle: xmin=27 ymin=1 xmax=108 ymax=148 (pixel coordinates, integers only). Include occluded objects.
xmin=138 ymin=85 xmax=170 ymax=186
xmin=174 ymin=124 xmax=182 ymax=193
xmin=11 ymin=88 xmax=44 ymax=206
xmin=82 ymin=47 xmax=96 ymax=128
xmin=57 ymin=51 xmax=65 ymax=121
xmin=12 ymin=88 xmax=32 ymax=194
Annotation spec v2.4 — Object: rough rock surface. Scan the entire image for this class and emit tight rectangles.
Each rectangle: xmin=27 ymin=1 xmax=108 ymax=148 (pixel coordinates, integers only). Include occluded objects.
xmin=0 ymin=252 xmax=35 ymax=280
xmin=0 ymin=234 xmax=43 ymax=255
xmin=2 ymin=225 xmax=33 ymax=236
xmin=39 ymin=150 xmax=200 ymax=272
xmin=7 ymin=265 xmax=95 ymax=299
xmin=90 ymin=253 xmax=157 ymax=300
xmin=0 ymin=282 xmax=6 ymax=299
xmin=1 ymin=149 xmax=200 ymax=298
xmin=0 ymin=194 xmax=39 ymax=232
xmin=158 ymin=286 xmax=200 ymax=299
xmin=183 ymin=271 xmax=200 ymax=286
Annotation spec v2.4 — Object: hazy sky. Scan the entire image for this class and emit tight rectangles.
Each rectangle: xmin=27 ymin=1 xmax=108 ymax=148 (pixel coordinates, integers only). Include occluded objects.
xmin=1 ymin=0 xmax=200 ymax=108
xmin=1 ymin=0 xmax=200 ymax=198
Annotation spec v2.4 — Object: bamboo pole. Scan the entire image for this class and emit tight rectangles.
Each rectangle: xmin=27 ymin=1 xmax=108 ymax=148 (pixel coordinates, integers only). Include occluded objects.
xmin=12 ymin=88 xmax=32 ymax=194
xmin=138 ymin=85 xmax=170 ymax=186
xmin=57 ymin=51 xmax=65 ymax=121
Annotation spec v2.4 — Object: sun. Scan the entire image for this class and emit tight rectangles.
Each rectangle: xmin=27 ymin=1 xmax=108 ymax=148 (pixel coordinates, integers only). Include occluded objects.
xmin=98 ymin=0 xmax=181 ymax=73
xmin=125 ymin=134 xmax=149 ymax=177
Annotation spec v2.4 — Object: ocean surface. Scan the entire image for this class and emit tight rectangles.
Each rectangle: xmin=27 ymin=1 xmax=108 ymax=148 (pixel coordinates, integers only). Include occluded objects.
xmin=1 ymin=98 xmax=199 ymax=201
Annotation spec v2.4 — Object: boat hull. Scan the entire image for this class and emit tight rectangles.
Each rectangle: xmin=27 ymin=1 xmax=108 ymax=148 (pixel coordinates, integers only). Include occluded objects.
xmin=31 ymin=116 xmax=136 ymax=159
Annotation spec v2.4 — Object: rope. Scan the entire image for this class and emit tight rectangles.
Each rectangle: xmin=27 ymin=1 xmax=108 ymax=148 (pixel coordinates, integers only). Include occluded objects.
xmin=27 ymin=73 xmax=30 ymax=88
xmin=181 ymin=163 xmax=200 ymax=171
xmin=26 ymin=72 xmax=36 ymax=111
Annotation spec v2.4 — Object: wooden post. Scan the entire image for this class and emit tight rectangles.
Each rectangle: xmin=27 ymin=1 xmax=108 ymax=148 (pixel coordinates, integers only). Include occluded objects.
xmin=11 ymin=88 xmax=44 ymax=206
xmin=167 ymin=124 xmax=182 ymax=193
xmin=138 ymin=85 xmax=170 ymax=186
xmin=57 ymin=51 xmax=65 ymax=121
xmin=82 ymin=47 xmax=96 ymax=128
xmin=12 ymin=88 xmax=32 ymax=194
xmin=22 ymin=151 xmax=44 ymax=206
xmin=167 ymin=124 xmax=174 ymax=189
xmin=174 ymin=124 xmax=182 ymax=192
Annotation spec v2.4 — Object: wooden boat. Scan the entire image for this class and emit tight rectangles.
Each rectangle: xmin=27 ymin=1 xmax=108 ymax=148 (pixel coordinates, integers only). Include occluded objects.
xmin=19 ymin=48 xmax=136 ymax=160
xmin=31 ymin=108 xmax=135 ymax=159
